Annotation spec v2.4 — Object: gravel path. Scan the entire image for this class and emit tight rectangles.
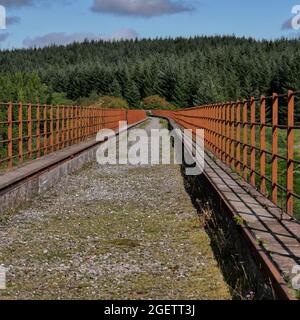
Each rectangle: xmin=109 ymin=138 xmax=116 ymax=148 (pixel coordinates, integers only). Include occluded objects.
xmin=0 ymin=118 xmax=230 ymax=300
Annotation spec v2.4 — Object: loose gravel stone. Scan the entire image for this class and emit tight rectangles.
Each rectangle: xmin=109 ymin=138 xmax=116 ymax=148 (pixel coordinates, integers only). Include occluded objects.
xmin=0 ymin=118 xmax=230 ymax=300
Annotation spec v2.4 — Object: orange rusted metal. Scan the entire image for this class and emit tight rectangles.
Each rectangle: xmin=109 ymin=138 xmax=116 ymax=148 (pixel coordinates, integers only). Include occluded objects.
xmin=50 ymin=105 xmax=54 ymax=152
xmin=250 ymin=97 xmax=256 ymax=187
xmin=70 ymin=106 xmax=74 ymax=144
xmin=231 ymin=102 xmax=235 ymax=170
xmin=18 ymin=102 xmax=23 ymax=164
xmin=66 ymin=107 xmax=70 ymax=146
xmin=243 ymin=100 xmax=248 ymax=181
xmin=7 ymin=102 xmax=13 ymax=169
xmin=260 ymin=96 xmax=266 ymax=195
xmin=43 ymin=104 xmax=48 ymax=155
xmin=222 ymin=103 xmax=226 ymax=163
xmin=56 ymin=105 xmax=60 ymax=150
xmin=61 ymin=106 xmax=65 ymax=149
xmin=226 ymin=102 xmax=230 ymax=166
xmin=236 ymin=100 xmax=241 ymax=174
xmin=272 ymin=93 xmax=278 ymax=205
xmin=0 ymin=102 xmax=146 ymax=172
xmin=36 ymin=104 xmax=41 ymax=158
xmin=153 ymin=90 xmax=299 ymax=217
xmin=77 ymin=106 xmax=81 ymax=142
xmin=28 ymin=103 xmax=32 ymax=160
xmin=287 ymin=90 xmax=294 ymax=215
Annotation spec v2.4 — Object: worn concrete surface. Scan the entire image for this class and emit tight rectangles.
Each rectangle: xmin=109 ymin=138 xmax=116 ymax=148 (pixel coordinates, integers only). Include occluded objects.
xmin=0 ymin=118 xmax=230 ymax=300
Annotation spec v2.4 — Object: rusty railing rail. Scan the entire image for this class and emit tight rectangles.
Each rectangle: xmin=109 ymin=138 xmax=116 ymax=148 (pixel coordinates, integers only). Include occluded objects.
xmin=0 ymin=102 xmax=146 ymax=172
xmin=153 ymin=90 xmax=300 ymax=218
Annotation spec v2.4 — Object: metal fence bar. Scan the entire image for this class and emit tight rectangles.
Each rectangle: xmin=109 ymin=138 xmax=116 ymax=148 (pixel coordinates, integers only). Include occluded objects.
xmin=217 ymin=105 xmax=222 ymax=159
xmin=0 ymin=103 xmax=145 ymax=174
xmin=70 ymin=106 xmax=74 ymax=145
xmin=243 ymin=100 xmax=248 ymax=181
xmin=287 ymin=90 xmax=294 ymax=215
xmin=83 ymin=107 xmax=86 ymax=140
xmin=272 ymin=93 xmax=279 ymax=205
xmin=61 ymin=106 xmax=65 ymax=149
xmin=28 ymin=103 xmax=32 ymax=160
xmin=66 ymin=107 xmax=70 ymax=146
xmin=36 ymin=104 xmax=41 ymax=158
xmin=260 ymin=96 xmax=266 ymax=194
xmin=236 ymin=101 xmax=241 ymax=174
xmin=43 ymin=104 xmax=48 ymax=155
xmin=226 ymin=102 xmax=230 ymax=166
xmin=6 ymin=102 xmax=13 ymax=169
xmin=231 ymin=102 xmax=235 ymax=170
xmin=18 ymin=102 xmax=23 ymax=164
xmin=250 ymin=97 xmax=256 ymax=187
xmin=50 ymin=105 xmax=54 ymax=153
xmin=222 ymin=103 xmax=226 ymax=163
xmin=152 ymin=90 xmax=299 ymax=217
xmin=78 ymin=106 xmax=81 ymax=143
xmin=56 ymin=105 xmax=60 ymax=151
xmin=74 ymin=106 xmax=78 ymax=143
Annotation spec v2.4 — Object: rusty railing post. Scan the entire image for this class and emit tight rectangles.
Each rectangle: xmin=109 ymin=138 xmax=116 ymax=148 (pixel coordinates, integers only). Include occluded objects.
xmin=36 ymin=104 xmax=41 ymax=158
xmin=50 ymin=104 xmax=54 ymax=153
xmin=61 ymin=105 xmax=65 ymax=149
xmin=217 ymin=105 xmax=220 ymax=158
xmin=287 ymin=90 xmax=294 ymax=215
xmin=213 ymin=105 xmax=217 ymax=155
xmin=222 ymin=103 xmax=226 ymax=163
xmin=7 ymin=102 xmax=13 ymax=169
xmin=75 ymin=106 xmax=78 ymax=142
xmin=231 ymin=101 xmax=235 ymax=170
xmin=260 ymin=96 xmax=266 ymax=194
xmin=84 ymin=107 xmax=87 ymax=138
xmin=43 ymin=104 xmax=48 ymax=155
xmin=70 ymin=106 xmax=74 ymax=145
xmin=78 ymin=106 xmax=81 ymax=143
xmin=243 ymin=99 xmax=248 ymax=180
xmin=250 ymin=97 xmax=256 ymax=187
xmin=66 ymin=107 xmax=70 ymax=146
xmin=88 ymin=107 xmax=91 ymax=137
xmin=28 ymin=103 xmax=32 ymax=160
xmin=226 ymin=102 xmax=230 ymax=166
xmin=91 ymin=108 xmax=95 ymax=136
xmin=18 ymin=102 xmax=23 ymax=164
xmin=73 ymin=106 xmax=77 ymax=143
xmin=56 ymin=105 xmax=60 ymax=150
xmin=272 ymin=93 xmax=278 ymax=205
xmin=236 ymin=100 xmax=241 ymax=174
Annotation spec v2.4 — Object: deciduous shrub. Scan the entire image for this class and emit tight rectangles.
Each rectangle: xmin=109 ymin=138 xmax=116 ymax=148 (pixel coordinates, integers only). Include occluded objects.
xmin=142 ymin=95 xmax=175 ymax=110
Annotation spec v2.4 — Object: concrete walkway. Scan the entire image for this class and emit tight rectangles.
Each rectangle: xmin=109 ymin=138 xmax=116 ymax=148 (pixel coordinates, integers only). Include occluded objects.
xmin=0 ymin=118 xmax=230 ymax=300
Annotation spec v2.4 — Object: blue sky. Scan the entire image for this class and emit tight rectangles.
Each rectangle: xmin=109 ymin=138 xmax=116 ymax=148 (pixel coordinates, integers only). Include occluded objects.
xmin=0 ymin=0 xmax=299 ymax=49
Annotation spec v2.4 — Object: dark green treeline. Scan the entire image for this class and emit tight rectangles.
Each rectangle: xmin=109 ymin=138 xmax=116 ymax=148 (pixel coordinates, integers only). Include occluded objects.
xmin=1 ymin=36 xmax=300 ymax=121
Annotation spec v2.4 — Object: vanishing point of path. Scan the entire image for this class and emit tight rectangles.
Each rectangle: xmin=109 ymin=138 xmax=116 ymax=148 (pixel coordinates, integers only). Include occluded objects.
xmin=0 ymin=118 xmax=230 ymax=300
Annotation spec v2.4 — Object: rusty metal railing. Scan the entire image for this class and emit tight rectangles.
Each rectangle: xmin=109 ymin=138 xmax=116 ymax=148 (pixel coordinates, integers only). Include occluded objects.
xmin=153 ymin=90 xmax=300 ymax=218
xmin=0 ymin=102 xmax=146 ymax=172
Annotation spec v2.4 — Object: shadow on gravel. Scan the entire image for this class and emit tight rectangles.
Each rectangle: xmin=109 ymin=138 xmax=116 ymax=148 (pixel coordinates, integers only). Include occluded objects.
xmin=179 ymin=164 xmax=275 ymax=300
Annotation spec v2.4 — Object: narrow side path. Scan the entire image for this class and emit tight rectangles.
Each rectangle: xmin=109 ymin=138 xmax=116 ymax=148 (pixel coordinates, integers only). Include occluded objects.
xmin=0 ymin=118 xmax=230 ymax=300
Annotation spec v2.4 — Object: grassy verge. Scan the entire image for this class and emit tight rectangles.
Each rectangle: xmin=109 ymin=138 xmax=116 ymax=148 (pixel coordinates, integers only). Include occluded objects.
xmin=224 ymin=126 xmax=300 ymax=219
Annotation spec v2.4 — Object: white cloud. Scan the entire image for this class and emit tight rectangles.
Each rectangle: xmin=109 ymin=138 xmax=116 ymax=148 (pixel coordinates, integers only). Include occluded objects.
xmin=23 ymin=29 xmax=138 ymax=47
xmin=0 ymin=0 xmax=74 ymax=8
xmin=0 ymin=0 xmax=32 ymax=7
xmin=91 ymin=0 xmax=194 ymax=17
xmin=108 ymin=28 xmax=138 ymax=40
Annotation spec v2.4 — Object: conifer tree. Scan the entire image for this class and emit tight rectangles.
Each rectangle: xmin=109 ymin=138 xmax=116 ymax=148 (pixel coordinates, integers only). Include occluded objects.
xmin=109 ymin=79 xmax=122 ymax=98
xmin=124 ymin=80 xmax=141 ymax=109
